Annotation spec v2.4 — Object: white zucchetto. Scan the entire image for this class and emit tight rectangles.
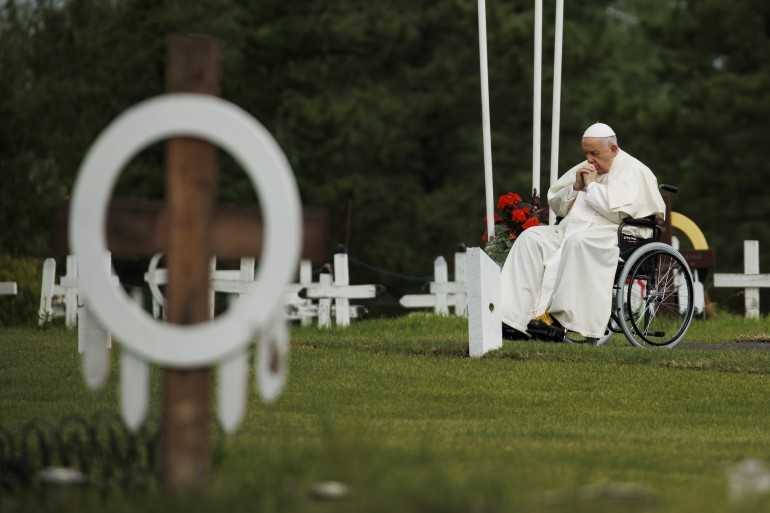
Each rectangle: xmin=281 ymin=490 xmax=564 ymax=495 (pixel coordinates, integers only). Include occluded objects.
xmin=582 ymin=122 xmax=616 ymax=139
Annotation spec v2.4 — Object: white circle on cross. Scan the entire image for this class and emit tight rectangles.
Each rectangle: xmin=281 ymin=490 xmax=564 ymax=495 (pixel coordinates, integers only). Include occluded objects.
xmin=70 ymin=94 xmax=302 ymax=367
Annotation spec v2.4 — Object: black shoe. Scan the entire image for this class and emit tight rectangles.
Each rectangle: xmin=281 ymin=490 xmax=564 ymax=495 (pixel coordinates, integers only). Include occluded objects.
xmin=526 ymin=319 xmax=566 ymax=343
xmin=502 ymin=322 xmax=529 ymax=341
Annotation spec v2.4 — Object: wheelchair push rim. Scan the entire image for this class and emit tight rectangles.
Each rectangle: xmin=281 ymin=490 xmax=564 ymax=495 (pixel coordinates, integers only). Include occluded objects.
xmin=615 ymin=242 xmax=695 ymax=349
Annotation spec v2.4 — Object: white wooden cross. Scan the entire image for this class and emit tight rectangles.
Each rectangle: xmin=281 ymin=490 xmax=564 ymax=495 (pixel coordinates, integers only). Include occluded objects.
xmin=144 ymin=255 xmax=253 ymax=319
xmin=714 ymin=240 xmax=770 ymax=319
xmin=0 ymin=282 xmax=17 ymax=296
xmin=299 ymin=252 xmax=378 ymax=328
xmin=399 ymin=249 xmax=467 ymax=316
xmin=38 ymin=255 xmax=85 ymax=328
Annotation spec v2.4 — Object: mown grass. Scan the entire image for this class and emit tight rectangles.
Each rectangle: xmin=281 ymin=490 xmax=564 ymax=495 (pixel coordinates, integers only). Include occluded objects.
xmin=2 ymin=313 xmax=770 ymax=512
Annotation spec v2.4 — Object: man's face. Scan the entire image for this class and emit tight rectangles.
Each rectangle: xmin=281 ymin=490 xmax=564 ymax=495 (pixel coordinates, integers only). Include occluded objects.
xmin=581 ymin=137 xmax=618 ymax=174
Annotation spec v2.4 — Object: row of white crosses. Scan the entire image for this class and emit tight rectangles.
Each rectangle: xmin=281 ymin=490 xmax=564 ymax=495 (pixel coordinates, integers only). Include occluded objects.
xmin=714 ymin=240 xmax=770 ymax=319
xmin=399 ymin=249 xmax=467 ymax=316
xmin=145 ymin=251 xmax=373 ymax=327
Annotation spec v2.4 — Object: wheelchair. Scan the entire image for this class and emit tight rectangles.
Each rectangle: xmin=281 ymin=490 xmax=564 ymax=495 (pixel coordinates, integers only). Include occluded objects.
xmin=564 ymin=185 xmax=695 ymax=348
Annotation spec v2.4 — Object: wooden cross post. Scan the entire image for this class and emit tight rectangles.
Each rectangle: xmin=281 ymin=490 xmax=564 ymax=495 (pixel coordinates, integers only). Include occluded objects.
xmin=161 ymin=34 xmax=221 ymax=492
xmin=158 ymin=35 xmax=328 ymax=492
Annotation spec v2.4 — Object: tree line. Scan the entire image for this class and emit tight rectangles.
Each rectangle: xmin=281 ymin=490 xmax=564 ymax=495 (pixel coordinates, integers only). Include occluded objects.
xmin=1 ymin=0 xmax=769 ymax=309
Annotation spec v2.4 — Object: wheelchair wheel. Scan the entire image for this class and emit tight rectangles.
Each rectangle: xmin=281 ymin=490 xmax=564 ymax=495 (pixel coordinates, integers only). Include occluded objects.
xmin=615 ymin=242 xmax=695 ymax=348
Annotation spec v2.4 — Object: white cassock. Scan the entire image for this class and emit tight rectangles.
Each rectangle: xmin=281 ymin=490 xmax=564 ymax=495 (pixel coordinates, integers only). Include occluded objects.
xmin=499 ymin=149 xmax=666 ymax=338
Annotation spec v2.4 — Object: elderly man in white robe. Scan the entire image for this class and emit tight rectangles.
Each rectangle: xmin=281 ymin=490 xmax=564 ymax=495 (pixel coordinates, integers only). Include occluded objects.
xmin=499 ymin=122 xmax=666 ymax=340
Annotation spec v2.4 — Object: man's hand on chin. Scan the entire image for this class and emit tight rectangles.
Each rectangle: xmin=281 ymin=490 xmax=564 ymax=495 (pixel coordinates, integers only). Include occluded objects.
xmin=573 ymin=172 xmax=585 ymax=191
xmin=576 ymin=164 xmax=598 ymax=190
xmin=583 ymin=170 xmax=598 ymax=187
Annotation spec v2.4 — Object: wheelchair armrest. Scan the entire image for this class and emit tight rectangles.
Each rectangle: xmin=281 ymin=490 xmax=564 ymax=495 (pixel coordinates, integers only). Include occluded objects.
xmin=617 ymin=215 xmax=661 ymax=245
xmin=620 ymin=215 xmax=658 ymax=229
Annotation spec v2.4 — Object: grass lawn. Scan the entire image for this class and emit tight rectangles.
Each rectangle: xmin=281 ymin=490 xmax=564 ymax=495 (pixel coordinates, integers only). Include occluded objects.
xmin=2 ymin=313 xmax=770 ymax=512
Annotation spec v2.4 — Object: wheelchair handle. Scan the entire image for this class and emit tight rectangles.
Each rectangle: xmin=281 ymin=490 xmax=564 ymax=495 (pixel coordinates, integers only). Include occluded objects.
xmin=659 ymin=183 xmax=679 ymax=194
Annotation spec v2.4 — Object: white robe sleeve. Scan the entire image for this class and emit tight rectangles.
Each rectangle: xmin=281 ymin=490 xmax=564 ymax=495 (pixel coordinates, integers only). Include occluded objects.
xmin=547 ymin=166 xmax=581 ymax=218
xmin=584 ymin=182 xmax=612 ymax=216
xmin=550 ymin=186 xmax=579 ymax=218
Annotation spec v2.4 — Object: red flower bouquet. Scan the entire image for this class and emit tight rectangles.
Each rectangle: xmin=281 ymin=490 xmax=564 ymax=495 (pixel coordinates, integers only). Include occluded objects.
xmin=482 ymin=191 xmax=545 ymax=265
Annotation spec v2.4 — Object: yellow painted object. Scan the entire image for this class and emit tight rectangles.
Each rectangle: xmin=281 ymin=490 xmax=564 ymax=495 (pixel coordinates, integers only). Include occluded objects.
xmin=671 ymin=212 xmax=709 ymax=250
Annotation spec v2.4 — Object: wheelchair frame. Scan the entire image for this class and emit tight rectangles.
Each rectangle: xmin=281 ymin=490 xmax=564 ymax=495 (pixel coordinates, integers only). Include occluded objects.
xmin=567 ymin=214 xmax=696 ymax=348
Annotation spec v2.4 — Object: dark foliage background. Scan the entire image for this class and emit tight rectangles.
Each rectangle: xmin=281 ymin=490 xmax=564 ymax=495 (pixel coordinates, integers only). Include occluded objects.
xmin=1 ymin=0 xmax=769 ymax=310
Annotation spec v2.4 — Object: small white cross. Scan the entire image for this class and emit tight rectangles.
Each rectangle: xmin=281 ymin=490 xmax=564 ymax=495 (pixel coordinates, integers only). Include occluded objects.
xmin=300 ymin=253 xmax=378 ymax=328
xmin=713 ymin=240 xmax=770 ymax=319
xmin=399 ymin=250 xmax=467 ymax=316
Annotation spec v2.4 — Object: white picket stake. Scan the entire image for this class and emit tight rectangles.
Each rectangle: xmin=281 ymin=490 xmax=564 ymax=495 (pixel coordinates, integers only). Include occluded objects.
xmin=121 ymin=346 xmax=150 ymax=431
xmin=298 ymin=260 xmax=314 ymax=326
xmin=317 ymin=272 xmax=332 ymax=328
xmin=146 ymin=253 xmax=165 ymax=319
xmin=467 ymin=248 xmax=502 ymax=357
xmin=334 ymin=253 xmax=351 ymax=327
xmin=61 ymin=255 xmax=79 ymax=328
xmin=434 ymin=257 xmax=449 ymax=315
xmin=692 ymin=271 xmax=705 ymax=317
xmin=0 ymin=282 xmax=17 ymax=296
xmin=744 ymin=241 xmax=760 ymax=319
xmin=714 ymin=240 xmax=770 ymax=319
xmin=453 ymin=250 xmax=467 ymax=316
xmin=38 ymin=258 xmax=60 ymax=325
xmin=217 ymin=346 xmax=249 ymax=432
xmin=79 ymin=253 xmax=113 ymax=383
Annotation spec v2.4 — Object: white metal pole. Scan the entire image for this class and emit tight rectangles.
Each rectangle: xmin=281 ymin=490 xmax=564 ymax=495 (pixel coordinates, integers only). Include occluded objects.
xmin=548 ymin=0 xmax=564 ymax=224
xmin=532 ymin=0 xmax=543 ymax=198
xmin=477 ymin=0 xmax=495 ymax=240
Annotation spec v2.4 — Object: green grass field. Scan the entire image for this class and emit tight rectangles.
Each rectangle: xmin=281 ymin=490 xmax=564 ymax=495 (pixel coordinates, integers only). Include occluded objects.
xmin=2 ymin=313 xmax=770 ymax=512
